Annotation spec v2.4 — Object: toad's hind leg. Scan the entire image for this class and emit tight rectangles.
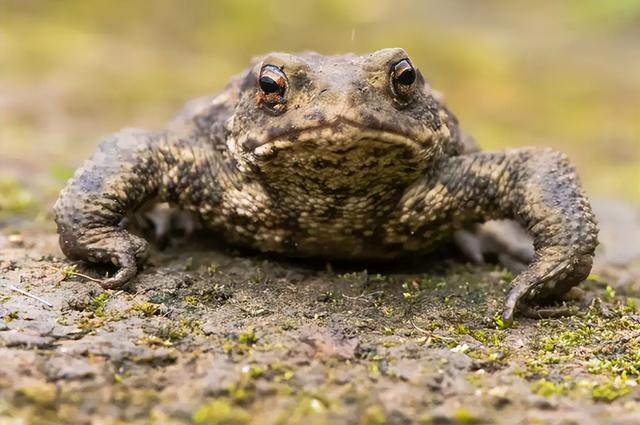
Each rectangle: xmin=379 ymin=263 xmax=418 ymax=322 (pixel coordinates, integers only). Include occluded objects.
xmin=394 ymin=148 xmax=598 ymax=324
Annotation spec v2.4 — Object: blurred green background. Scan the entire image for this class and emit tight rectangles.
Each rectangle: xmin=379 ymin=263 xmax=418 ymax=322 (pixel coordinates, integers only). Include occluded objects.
xmin=1 ymin=0 xmax=639 ymax=225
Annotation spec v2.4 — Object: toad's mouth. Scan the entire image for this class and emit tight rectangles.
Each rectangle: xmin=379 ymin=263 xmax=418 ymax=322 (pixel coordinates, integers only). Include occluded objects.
xmin=243 ymin=118 xmax=430 ymax=160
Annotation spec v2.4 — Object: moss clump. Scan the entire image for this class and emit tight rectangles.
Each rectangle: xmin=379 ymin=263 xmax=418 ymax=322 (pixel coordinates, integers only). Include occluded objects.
xmin=535 ymin=322 xmax=597 ymax=354
xmin=90 ymin=292 xmax=109 ymax=317
xmin=136 ymin=334 xmax=173 ymax=348
xmin=531 ymin=378 xmax=572 ymax=397
xmin=192 ymin=398 xmax=250 ymax=425
xmin=452 ymin=407 xmax=481 ymax=424
xmin=451 ymin=324 xmax=504 ymax=346
xmin=183 ymin=285 xmax=232 ymax=308
xmin=60 ymin=264 xmax=78 ymax=281
xmin=590 ymin=380 xmax=631 ymax=402
xmin=492 ymin=312 xmax=511 ymax=329
xmin=238 ymin=327 xmax=257 ymax=345
xmin=183 ymin=295 xmax=199 ymax=306
xmin=604 ymin=285 xmax=616 ymax=302
xmin=222 ymin=327 xmax=259 ymax=356
xmin=131 ymin=302 xmax=161 ymax=317
xmin=3 ymin=311 xmax=19 ymax=322
xmin=154 ymin=319 xmax=201 ymax=342
xmin=359 ymin=404 xmax=386 ymax=425
xmin=401 ymin=280 xmax=421 ymax=304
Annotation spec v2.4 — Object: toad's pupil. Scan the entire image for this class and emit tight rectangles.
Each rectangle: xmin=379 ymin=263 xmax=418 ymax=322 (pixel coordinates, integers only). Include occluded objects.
xmin=395 ymin=64 xmax=416 ymax=86
xmin=259 ymin=76 xmax=281 ymax=94
xmin=397 ymin=68 xmax=415 ymax=85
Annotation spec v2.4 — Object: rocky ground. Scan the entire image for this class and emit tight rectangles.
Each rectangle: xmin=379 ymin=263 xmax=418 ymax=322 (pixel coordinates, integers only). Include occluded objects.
xmin=0 ymin=201 xmax=639 ymax=425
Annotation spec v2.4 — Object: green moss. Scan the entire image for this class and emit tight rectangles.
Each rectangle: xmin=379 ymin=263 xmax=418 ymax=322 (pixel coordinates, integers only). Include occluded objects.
xmin=153 ymin=319 xmax=200 ymax=342
xmin=590 ymin=380 xmax=631 ymax=402
xmin=238 ymin=327 xmax=257 ymax=344
xmin=223 ymin=327 xmax=259 ymax=356
xmin=76 ymin=316 xmax=107 ymax=331
xmin=452 ymin=407 xmax=481 ymax=424
xmin=270 ymin=363 xmax=295 ymax=383
xmin=449 ymin=324 xmax=506 ymax=346
xmin=3 ymin=311 xmax=19 ymax=322
xmin=402 ymin=280 xmax=421 ymax=304
xmin=91 ymin=292 xmax=109 ymax=317
xmin=604 ymin=285 xmax=616 ymax=302
xmin=531 ymin=378 xmax=571 ymax=397
xmin=625 ymin=297 xmax=637 ymax=313
xmin=183 ymin=295 xmax=199 ymax=306
xmin=536 ymin=325 xmax=594 ymax=353
xmin=518 ymin=359 xmax=551 ymax=379
xmin=492 ymin=312 xmax=511 ymax=329
xmin=360 ymin=404 xmax=386 ymax=425
xmin=136 ymin=334 xmax=173 ymax=347
xmin=131 ymin=302 xmax=161 ymax=317
xmin=199 ymin=284 xmax=232 ymax=304
xmin=192 ymin=399 xmax=251 ymax=425
xmin=246 ymin=365 xmax=265 ymax=379
xmin=60 ymin=264 xmax=78 ymax=281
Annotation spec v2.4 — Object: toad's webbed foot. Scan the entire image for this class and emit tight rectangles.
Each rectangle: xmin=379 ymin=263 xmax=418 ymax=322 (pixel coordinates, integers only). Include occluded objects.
xmin=396 ymin=148 xmax=598 ymax=324
xmin=54 ymin=128 xmax=219 ymax=288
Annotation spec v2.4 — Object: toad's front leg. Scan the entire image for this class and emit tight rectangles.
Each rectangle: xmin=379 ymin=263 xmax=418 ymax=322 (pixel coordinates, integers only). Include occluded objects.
xmin=394 ymin=148 xmax=598 ymax=324
xmin=54 ymin=128 xmax=224 ymax=289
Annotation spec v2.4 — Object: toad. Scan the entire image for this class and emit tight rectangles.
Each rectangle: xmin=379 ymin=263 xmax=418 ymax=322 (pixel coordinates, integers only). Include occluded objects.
xmin=54 ymin=48 xmax=598 ymax=323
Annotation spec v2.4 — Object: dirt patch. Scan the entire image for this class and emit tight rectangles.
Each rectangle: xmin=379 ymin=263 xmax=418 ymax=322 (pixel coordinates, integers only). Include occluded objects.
xmin=1 ymin=201 xmax=640 ymax=425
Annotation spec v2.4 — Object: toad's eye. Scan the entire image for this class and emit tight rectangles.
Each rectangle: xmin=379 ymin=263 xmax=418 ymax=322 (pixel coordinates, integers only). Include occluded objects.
xmin=390 ymin=59 xmax=416 ymax=102
xmin=258 ymin=65 xmax=287 ymax=97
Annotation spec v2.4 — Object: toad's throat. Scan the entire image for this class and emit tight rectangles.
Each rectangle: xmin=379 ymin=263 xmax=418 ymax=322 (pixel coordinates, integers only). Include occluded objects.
xmin=254 ymin=137 xmax=427 ymax=196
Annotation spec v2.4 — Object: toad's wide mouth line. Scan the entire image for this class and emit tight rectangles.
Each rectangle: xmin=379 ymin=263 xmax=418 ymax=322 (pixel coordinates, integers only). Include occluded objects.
xmin=245 ymin=118 xmax=430 ymax=157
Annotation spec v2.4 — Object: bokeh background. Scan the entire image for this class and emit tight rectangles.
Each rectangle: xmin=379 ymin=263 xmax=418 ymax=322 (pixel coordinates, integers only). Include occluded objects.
xmin=1 ymin=0 xmax=639 ymax=226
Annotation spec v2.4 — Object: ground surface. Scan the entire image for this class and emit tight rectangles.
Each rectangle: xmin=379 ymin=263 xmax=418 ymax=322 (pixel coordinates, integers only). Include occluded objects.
xmin=1 ymin=4 xmax=639 ymax=423
xmin=1 ymin=201 xmax=639 ymax=425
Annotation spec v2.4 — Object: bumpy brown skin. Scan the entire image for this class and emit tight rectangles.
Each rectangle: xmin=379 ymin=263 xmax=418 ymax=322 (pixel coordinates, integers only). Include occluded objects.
xmin=54 ymin=48 xmax=598 ymax=324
